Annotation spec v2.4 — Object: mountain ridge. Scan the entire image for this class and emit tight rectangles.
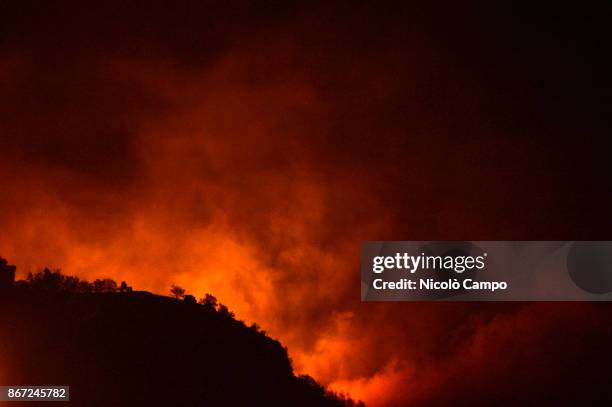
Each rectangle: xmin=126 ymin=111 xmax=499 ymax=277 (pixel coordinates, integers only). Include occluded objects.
xmin=0 ymin=262 xmax=362 ymax=406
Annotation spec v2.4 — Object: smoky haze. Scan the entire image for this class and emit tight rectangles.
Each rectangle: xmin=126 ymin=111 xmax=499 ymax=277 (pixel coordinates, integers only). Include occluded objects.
xmin=1 ymin=2 xmax=611 ymax=405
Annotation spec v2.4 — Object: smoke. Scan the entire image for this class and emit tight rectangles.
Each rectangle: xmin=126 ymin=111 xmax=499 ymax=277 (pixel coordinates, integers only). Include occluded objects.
xmin=1 ymin=2 xmax=611 ymax=405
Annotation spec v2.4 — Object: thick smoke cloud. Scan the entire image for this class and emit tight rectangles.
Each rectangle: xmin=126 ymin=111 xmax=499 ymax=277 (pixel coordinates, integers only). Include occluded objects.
xmin=1 ymin=2 xmax=611 ymax=405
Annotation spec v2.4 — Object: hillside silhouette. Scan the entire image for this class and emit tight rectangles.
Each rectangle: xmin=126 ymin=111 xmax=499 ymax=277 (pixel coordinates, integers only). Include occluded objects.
xmin=0 ymin=258 xmax=362 ymax=406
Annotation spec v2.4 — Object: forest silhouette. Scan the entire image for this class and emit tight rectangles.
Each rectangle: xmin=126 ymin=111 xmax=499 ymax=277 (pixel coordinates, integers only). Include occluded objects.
xmin=0 ymin=258 xmax=363 ymax=406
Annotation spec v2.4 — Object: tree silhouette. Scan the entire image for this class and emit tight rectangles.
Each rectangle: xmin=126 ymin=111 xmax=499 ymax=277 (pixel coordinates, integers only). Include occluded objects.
xmin=0 ymin=257 xmax=16 ymax=288
xmin=119 ymin=281 xmax=133 ymax=293
xmin=26 ymin=268 xmax=63 ymax=290
xmin=218 ymin=303 xmax=234 ymax=318
xmin=92 ymin=278 xmax=118 ymax=293
xmin=199 ymin=293 xmax=218 ymax=309
xmin=170 ymin=285 xmax=186 ymax=299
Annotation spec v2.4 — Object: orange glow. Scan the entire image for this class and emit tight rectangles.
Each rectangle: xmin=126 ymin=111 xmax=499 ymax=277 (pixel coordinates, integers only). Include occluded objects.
xmin=2 ymin=9 xmax=610 ymax=403
xmin=0 ymin=56 xmax=391 ymax=403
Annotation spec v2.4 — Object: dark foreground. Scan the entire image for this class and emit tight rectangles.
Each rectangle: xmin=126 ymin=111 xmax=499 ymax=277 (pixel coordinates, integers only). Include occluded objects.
xmin=0 ymin=272 xmax=360 ymax=407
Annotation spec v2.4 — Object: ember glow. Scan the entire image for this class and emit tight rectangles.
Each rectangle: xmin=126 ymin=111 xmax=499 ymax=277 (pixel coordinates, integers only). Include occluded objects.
xmin=1 ymin=2 xmax=610 ymax=405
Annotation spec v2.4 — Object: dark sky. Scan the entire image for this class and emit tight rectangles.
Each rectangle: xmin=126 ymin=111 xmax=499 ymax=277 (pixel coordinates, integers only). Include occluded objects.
xmin=1 ymin=2 xmax=611 ymax=405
